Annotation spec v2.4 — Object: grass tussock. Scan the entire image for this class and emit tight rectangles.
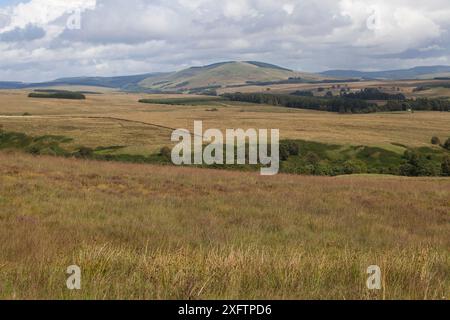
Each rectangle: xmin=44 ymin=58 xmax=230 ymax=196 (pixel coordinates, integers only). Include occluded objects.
xmin=0 ymin=152 xmax=448 ymax=300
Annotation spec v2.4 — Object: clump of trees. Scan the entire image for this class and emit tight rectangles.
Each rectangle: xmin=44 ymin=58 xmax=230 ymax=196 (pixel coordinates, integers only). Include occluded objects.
xmin=279 ymin=141 xmax=300 ymax=161
xmin=343 ymin=88 xmax=406 ymax=100
xmin=226 ymin=84 xmax=450 ymax=114
xmin=223 ymin=91 xmax=450 ymax=114
xmin=28 ymin=92 xmax=86 ymax=100
xmin=399 ymin=150 xmax=442 ymax=176
xmin=223 ymin=92 xmax=378 ymax=114
xmin=386 ymin=98 xmax=450 ymax=112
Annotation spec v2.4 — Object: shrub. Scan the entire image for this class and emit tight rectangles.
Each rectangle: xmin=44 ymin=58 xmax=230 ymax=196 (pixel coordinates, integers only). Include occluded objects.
xmin=160 ymin=146 xmax=172 ymax=160
xmin=313 ymin=163 xmax=333 ymax=176
xmin=443 ymin=138 xmax=450 ymax=150
xmin=74 ymin=147 xmax=94 ymax=158
xmin=442 ymin=157 xmax=450 ymax=176
xmin=26 ymin=145 xmax=41 ymax=155
xmin=431 ymin=136 xmax=441 ymax=145
xmin=419 ymin=162 xmax=442 ymax=176
xmin=305 ymin=152 xmax=320 ymax=165
xmin=287 ymin=141 xmax=300 ymax=156
xmin=279 ymin=141 xmax=300 ymax=161
xmin=279 ymin=144 xmax=290 ymax=161
xmin=342 ymin=160 xmax=367 ymax=174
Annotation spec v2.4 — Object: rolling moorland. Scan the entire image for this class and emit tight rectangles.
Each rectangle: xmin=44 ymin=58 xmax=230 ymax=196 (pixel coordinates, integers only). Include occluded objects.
xmin=3 ymin=62 xmax=450 ymax=93
xmin=2 ymin=86 xmax=450 ymax=177
xmin=0 ymin=61 xmax=449 ymax=299
xmin=0 ymin=61 xmax=327 ymax=93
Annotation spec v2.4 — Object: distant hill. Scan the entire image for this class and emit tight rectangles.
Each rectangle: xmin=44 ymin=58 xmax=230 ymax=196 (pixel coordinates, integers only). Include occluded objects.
xmin=53 ymin=73 xmax=163 ymax=90
xmin=4 ymin=63 xmax=450 ymax=92
xmin=0 ymin=73 xmax=163 ymax=91
xmin=0 ymin=61 xmax=326 ymax=92
xmin=138 ymin=61 xmax=325 ymax=92
xmin=0 ymin=82 xmax=28 ymax=89
xmin=320 ymin=66 xmax=450 ymax=80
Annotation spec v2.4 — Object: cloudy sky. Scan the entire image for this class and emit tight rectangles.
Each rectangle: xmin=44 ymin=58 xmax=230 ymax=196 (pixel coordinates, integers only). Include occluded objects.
xmin=1 ymin=0 xmax=450 ymax=81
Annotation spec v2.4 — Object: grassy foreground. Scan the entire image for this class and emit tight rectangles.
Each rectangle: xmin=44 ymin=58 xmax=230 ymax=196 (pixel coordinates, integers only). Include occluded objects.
xmin=0 ymin=152 xmax=448 ymax=300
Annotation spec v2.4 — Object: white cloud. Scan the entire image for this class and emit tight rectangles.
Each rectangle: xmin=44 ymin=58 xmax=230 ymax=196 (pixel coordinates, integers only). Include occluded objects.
xmin=339 ymin=0 xmax=442 ymax=52
xmin=282 ymin=3 xmax=295 ymax=15
xmin=0 ymin=0 xmax=96 ymax=32
xmin=223 ymin=0 xmax=259 ymax=20
xmin=0 ymin=0 xmax=450 ymax=81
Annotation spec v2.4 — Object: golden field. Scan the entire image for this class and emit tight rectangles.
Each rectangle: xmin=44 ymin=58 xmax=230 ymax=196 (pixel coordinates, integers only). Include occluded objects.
xmin=1 ymin=89 xmax=450 ymax=154
xmin=0 ymin=152 xmax=448 ymax=299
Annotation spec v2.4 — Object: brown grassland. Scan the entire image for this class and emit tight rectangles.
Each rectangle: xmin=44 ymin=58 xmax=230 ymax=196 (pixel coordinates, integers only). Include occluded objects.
xmin=0 ymin=85 xmax=449 ymax=300
xmin=0 ymin=152 xmax=449 ymax=299
xmin=1 ymin=89 xmax=450 ymax=154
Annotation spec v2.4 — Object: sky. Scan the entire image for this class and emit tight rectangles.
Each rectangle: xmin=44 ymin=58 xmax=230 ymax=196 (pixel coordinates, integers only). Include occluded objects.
xmin=1 ymin=0 xmax=450 ymax=82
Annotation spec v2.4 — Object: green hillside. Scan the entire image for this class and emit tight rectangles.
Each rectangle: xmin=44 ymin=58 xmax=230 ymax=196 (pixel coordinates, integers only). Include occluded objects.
xmin=138 ymin=61 xmax=325 ymax=92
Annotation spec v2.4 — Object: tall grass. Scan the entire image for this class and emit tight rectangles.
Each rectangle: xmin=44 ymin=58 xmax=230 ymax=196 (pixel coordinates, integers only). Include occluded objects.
xmin=0 ymin=152 xmax=448 ymax=299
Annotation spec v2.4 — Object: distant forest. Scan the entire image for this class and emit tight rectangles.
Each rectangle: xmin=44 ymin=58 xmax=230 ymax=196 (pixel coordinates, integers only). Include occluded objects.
xmin=223 ymin=90 xmax=450 ymax=113
xmin=28 ymin=91 xmax=86 ymax=100
xmin=343 ymin=88 xmax=406 ymax=100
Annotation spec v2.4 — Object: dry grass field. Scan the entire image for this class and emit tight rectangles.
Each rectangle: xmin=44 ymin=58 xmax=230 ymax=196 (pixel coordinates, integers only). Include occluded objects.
xmin=1 ymin=89 xmax=450 ymax=154
xmin=0 ymin=152 xmax=448 ymax=300
xmin=412 ymin=87 xmax=450 ymax=99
